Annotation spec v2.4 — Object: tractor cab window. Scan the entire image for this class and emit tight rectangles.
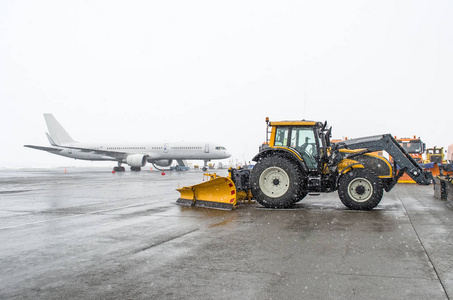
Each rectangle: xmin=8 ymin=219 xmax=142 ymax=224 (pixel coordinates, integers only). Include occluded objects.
xmin=274 ymin=127 xmax=289 ymax=146
xmin=291 ymin=127 xmax=318 ymax=169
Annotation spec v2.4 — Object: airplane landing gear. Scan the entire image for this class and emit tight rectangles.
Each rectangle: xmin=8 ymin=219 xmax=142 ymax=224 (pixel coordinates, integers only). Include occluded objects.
xmin=114 ymin=162 xmax=126 ymax=172
xmin=130 ymin=167 xmax=142 ymax=172
xmin=202 ymin=160 xmax=209 ymax=171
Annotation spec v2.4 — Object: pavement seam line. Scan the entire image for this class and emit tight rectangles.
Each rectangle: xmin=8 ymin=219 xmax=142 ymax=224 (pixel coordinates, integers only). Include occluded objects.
xmin=397 ymin=190 xmax=450 ymax=300
xmin=133 ymin=228 xmax=199 ymax=253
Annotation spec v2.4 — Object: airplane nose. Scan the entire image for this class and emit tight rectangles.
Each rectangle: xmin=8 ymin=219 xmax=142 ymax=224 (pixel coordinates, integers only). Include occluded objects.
xmin=225 ymin=151 xmax=232 ymax=158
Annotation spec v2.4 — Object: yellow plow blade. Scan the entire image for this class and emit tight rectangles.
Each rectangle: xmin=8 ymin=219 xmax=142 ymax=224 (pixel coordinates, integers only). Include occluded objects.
xmin=176 ymin=176 xmax=240 ymax=210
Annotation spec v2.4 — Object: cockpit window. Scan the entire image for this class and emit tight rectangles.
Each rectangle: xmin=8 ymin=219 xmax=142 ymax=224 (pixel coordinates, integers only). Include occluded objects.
xmin=215 ymin=146 xmax=227 ymax=150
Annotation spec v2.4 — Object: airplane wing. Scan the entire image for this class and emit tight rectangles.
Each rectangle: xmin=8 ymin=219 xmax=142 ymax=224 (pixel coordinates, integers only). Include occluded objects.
xmin=24 ymin=145 xmax=64 ymax=153
xmin=55 ymin=145 xmax=162 ymax=160
xmin=25 ymin=143 xmax=127 ymax=159
xmin=58 ymin=145 xmax=127 ymax=159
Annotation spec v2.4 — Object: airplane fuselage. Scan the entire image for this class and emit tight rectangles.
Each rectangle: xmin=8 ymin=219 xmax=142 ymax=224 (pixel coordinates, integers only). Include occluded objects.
xmin=56 ymin=142 xmax=229 ymax=161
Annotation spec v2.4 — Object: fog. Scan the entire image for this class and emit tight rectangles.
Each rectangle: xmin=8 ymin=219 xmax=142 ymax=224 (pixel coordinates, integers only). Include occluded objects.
xmin=1 ymin=0 xmax=452 ymax=168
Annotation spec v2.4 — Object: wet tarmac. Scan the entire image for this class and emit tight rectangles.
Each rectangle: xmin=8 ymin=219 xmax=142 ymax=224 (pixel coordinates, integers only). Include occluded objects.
xmin=0 ymin=168 xmax=452 ymax=300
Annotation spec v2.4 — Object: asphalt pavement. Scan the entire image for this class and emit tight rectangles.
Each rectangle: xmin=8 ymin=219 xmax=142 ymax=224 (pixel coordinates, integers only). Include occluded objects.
xmin=0 ymin=168 xmax=452 ymax=300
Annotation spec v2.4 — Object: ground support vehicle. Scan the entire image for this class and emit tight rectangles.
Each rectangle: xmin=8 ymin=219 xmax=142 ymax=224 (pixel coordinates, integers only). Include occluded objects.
xmin=177 ymin=119 xmax=433 ymax=210
xmin=425 ymin=147 xmax=445 ymax=164
xmin=423 ymin=146 xmax=453 ymax=177
xmin=390 ymin=136 xmax=425 ymax=183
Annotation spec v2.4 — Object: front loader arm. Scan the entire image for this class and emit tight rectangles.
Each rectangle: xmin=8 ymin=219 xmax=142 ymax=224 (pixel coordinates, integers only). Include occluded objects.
xmin=335 ymin=134 xmax=433 ymax=185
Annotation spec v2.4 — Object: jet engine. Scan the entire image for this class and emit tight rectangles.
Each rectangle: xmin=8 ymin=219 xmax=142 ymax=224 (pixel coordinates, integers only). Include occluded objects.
xmin=153 ymin=159 xmax=173 ymax=167
xmin=126 ymin=154 xmax=147 ymax=167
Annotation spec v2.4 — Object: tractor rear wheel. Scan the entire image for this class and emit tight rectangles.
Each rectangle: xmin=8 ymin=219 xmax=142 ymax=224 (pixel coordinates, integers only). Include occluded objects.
xmin=250 ymin=155 xmax=304 ymax=208
xmin=338 ymin=168 xmax=383 ymax=210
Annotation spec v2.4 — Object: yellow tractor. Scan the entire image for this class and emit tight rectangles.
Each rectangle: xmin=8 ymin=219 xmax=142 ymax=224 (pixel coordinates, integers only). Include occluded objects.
xmin=177 ymin=118 xmax=433 ymax=210
xmin=425 ymin=147 xmax=446 ymax=164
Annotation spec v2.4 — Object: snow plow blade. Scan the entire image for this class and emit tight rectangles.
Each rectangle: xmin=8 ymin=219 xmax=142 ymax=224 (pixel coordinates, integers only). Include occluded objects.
xmin=176 ymin=176 xmax=239 ymax=210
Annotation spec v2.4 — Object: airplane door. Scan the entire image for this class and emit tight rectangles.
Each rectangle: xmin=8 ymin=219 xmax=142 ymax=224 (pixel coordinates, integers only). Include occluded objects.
xmin=164 ymin=143 xmax=168 ymax=153
xmin=204 ymin=144 xmax=210 ymax=153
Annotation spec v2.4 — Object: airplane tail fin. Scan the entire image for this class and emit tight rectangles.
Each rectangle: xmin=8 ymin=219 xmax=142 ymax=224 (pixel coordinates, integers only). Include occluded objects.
xmin=46 ymin=132 xmax=57 ymax=146
xmin=44 ymin=114 xmax=77 ymax=145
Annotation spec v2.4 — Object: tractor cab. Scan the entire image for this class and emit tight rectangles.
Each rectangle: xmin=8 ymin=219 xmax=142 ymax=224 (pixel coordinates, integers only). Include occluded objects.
xmin=266 ymin=120 xmax=331 ymax=172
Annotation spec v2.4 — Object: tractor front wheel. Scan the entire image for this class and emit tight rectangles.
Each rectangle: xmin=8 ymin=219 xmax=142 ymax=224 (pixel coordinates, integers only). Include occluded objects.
xmin=338 ymin=168 xmax=383 ymax=210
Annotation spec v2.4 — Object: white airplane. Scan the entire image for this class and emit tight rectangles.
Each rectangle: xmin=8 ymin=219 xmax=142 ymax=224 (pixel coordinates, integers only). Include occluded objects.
xmin=24 ymin=114 xmax=231 ymax=171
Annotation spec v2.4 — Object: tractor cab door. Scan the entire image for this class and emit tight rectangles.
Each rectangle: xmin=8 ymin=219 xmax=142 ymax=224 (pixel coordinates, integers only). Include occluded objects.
xmin=290 ymin=127 xmax=319 ymax=170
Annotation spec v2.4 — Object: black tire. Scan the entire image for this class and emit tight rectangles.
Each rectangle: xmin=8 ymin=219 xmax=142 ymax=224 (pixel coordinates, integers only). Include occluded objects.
xmin=294 ymin=192 xmax=308 ymax=204
xmin=338 ymin=168 xmax=383 ymax=210
xmin=250 ymin=155 xmax=304 ymax=208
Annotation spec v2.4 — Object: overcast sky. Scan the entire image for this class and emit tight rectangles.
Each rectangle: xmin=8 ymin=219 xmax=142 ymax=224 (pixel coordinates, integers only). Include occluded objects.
xmin=1 ymin=0 xmax=452 ymax=168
